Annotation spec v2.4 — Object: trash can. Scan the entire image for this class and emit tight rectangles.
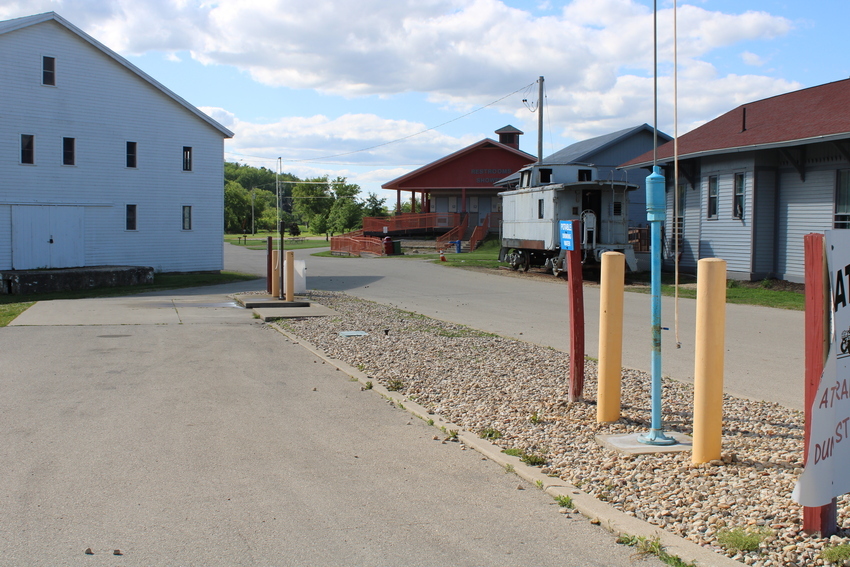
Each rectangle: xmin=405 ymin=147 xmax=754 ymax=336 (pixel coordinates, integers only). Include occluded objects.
xmin=383 ymin=236 xmax=393 ymax=255
xmin=450 ymin=240 xmax=462 ymax=253
xmin=392 ymin=241 xmax=402 ymax=255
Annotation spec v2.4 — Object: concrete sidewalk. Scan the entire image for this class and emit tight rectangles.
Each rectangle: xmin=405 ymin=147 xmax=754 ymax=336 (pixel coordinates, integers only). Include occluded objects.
xmin=1 ymin=284 xmax=668 ymax=567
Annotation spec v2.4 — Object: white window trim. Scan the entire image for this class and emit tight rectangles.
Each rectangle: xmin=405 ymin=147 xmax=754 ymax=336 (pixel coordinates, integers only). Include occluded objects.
xmin=181 ymin=205 xmax=193 ymax=231
xmin=41 ymin=54 xmax=57 ymax=87
xmin=20 ymin=134 xmax=35 ymax=165
xmin=125 ymin=204 xmax=138 ymax=232
xmin=62 ymin=136 xmax=76 ymax=167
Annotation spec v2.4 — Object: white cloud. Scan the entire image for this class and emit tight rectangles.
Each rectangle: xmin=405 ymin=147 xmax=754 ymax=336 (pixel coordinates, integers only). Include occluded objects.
xmin=742 ymin=51 xmax=766 ymax=66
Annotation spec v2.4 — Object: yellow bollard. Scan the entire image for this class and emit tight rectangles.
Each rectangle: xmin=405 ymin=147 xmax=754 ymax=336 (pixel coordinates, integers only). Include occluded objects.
xmin=692 ymin=258 xmax=727 ymax=464
xmin=285 ymin=250 xmax=295 ymax=302
xmin=271 ymin=250 xmax=281 ymax=298
xmin=597 ymin=252 xmax=625 ymax=423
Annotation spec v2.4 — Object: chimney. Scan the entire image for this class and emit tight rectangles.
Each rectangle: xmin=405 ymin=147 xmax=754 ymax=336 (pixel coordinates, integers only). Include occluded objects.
xmin=495 ymin=125 xmax=523 ymax=150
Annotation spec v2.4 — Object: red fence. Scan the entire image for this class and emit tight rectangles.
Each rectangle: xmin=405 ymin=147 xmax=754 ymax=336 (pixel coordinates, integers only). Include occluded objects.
xmin=436 ymin=215 xmax=469 ymax=249
xmin=330 ymin=231 xmax=384 ymax=256
xmin=362 ymin=212 xmax=461 ymax=234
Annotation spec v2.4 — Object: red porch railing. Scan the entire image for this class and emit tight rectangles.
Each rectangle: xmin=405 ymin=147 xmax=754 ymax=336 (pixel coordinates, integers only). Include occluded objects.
xmin=362 ymin=212 xmax=462 ymax=234
xmin=629 ymin=227 xmax=650 ymax=252
xmin=330 ymin=231 xmax=384 ymax=256
xmin=436 ymin=214 xmax=469 ymax=250
xmin=467 ymin=214 xmax=492 ymax=251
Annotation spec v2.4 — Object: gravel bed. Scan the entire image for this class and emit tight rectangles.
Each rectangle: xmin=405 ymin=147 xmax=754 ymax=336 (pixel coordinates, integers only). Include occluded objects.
xmin=270 ymin=290 xmax=850 ymax=567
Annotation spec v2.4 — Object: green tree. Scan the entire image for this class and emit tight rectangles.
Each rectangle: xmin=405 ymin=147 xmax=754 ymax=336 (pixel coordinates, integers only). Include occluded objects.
xmin=224 ymin=180 xmax=251 ymax=233
xmin=292 ymin=178 xmax=333 ymax=228
xmin=310 ymin=212 xmax=330 ymax=240
xmin=328 ymin=196 xmax=363 ymax=234
xmin=362 ymin=192 xmax=388 ymax=217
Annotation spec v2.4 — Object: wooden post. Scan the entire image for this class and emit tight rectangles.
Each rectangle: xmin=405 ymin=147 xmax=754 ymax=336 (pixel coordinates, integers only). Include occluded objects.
xmin=567 ymin=220 xmax=585 ymax=402
xmin=803 ymin=232 xmax=837 ymax=535
xmin=266 ymin=236 xmax=273 ymax=294
xmin=597 ymin=252 xmax=624 ymax=422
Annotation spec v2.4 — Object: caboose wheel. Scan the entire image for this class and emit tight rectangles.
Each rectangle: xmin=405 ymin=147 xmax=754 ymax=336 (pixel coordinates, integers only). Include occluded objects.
xmin=507 ymin=249 xmax=523 ymax=271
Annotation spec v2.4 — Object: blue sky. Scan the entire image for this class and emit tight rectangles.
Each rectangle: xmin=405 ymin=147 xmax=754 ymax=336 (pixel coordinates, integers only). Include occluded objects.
xmin=3 ymin=0 xmax=848 ymax=202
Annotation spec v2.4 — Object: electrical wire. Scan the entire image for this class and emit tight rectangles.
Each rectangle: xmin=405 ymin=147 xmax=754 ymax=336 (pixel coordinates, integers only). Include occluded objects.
xmin=282 ymin=82 xmax=536 ymax=164
xmin=673 ymin=0 xmax=682 ymax=349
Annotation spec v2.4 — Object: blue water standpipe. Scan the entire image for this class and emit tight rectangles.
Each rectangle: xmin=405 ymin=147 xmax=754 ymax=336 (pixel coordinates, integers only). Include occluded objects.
xmin=639 ymin=166 xmax=676 ymax=445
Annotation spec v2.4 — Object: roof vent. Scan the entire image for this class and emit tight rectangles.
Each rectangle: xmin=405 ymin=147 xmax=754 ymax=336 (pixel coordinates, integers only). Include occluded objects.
xmin=741 ymin=107 xmax=747 ymax=132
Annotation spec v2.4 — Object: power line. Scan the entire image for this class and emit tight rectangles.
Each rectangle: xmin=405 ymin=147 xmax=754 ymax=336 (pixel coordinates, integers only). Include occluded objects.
xmin=226 ymin=81 xmax=536 ymax=165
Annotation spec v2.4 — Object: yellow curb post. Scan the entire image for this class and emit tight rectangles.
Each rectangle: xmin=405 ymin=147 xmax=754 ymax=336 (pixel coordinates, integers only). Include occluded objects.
xmin=271 ymin=250 xmax=281 ymax=298
xmin=597 ymin=252 xmax=625 ymax=423
xmin=692 ymin=258 xmax=727 ymax=464
xmin=285 ymin=250 xmax=295 ymax=302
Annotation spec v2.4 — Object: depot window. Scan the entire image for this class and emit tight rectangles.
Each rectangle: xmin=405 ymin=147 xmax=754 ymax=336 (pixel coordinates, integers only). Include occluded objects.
xmin=707 ymin=176 xmax=718 ymax=219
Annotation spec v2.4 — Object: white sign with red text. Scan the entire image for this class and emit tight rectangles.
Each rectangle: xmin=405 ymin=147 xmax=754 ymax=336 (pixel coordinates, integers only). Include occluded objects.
xmin=792 ymin=230 xmax=850 ymax=507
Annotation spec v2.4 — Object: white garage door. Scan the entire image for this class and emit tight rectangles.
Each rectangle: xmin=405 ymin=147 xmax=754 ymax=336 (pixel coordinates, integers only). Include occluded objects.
xmin=12 ymin=206 xmax=85 ymax=269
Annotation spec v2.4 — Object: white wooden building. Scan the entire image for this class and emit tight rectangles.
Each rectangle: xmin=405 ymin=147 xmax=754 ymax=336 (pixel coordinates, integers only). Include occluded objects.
xmin=0 ymin=12 xmax=233 ymax=272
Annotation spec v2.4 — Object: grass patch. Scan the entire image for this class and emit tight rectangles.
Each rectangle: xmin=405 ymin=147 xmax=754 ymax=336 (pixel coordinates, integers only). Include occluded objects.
xmin=385 ymin=379 xmax=404 ymax=391
xmin=520 ymin=453 xmax=546 ymax=466
xmin=224 ymin=232 xmax=330 ymax=251
xmin=716 ymin=526 xmax=772 ymax=553
xmin=822 ymin=543 xmax=850 ymax=565
xmin=0 ymin=302 xmax=34 ymax=327
xmin=405 ymin=238 xmax=503 ymax=269
xmin=479 ymin=428 xmax=502 ymax=440
xmin=617 ymin=534 xmax=696 ymax=567
xmin=502 ymin=448 xmax=522 ymax=457
xmin=555 ymin=494 xmax=573 ymax=508
xmin=627 ymin=272 xmax=804 ymax=310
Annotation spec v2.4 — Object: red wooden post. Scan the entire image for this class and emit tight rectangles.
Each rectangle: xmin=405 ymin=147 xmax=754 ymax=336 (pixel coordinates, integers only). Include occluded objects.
xmin=567 ymin=220 xmax=585 ymax=402
xmin=803 ymin=232 xmax=837 ymax=535
xmin=266 ymin=236 xmax=273 ymax=294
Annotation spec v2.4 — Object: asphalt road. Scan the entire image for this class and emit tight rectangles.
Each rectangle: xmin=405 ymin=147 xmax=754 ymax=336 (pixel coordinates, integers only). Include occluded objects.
xmin=1 ymin=282 xmax=661 ymax=566
xmin=227 ymin=243 xmax=805 ymax=411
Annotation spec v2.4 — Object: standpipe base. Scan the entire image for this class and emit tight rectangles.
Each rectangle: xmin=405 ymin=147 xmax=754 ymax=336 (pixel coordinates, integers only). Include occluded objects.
xmin=638 ymin=429 xmax=678 ymax=446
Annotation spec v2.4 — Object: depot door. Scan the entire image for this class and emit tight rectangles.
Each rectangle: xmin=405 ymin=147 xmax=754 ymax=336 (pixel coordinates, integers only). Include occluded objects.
xmin=12 ymin=206 xmax=85 ymax=269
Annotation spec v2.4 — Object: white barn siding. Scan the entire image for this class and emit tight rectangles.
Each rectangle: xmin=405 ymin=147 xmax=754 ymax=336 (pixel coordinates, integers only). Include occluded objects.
xmin=0 ymin=206 xmax=11 ymax=269
xmin=0 ymin=17 xmax=228 ymax=272
xmin=775 ymin=168 xmax=835 ymax=282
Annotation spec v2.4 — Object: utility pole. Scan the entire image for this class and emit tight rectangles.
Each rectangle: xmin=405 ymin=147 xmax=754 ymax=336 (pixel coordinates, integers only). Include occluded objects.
xmin=537 ymin=76 xmax=544 ymax=163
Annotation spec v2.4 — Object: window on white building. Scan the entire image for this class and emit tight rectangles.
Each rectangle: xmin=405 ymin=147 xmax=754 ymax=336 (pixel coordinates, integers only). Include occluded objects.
xmin=21 ymin=134 xmax=34 ymax=164
xmin=182 ymin=146 xmax=192 ymax=171
xmin=42 ymin=56 xmax=55 ymax=86
xmin=182 ymin=206 xmax=192 ymax=230
xmin=126 ymin=204 xmax=137 ymax=231
xmin=63 ymin=137 xmax=75 ymax=166
xmin=126 ymin=142 xmax=137 ymax=168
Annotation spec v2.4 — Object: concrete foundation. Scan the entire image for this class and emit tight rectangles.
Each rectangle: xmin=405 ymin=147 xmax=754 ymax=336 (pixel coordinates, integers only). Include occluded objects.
xmin=0 ymin=266 xmax=154 ymax=295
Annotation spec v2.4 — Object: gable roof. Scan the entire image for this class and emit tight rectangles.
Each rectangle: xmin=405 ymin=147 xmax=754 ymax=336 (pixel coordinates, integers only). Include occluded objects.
xmin=495 ymin=124 xmax=669 ymax=185
xmin=0 ymin=12 xmax=233 ymax=138
xmin=622 ymin=78 xmax=850 ymax=168
xmin=545 ymin=123 xmax=671 ymax=166
xmin=382 ymin=138 xmax=535 ymax=190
